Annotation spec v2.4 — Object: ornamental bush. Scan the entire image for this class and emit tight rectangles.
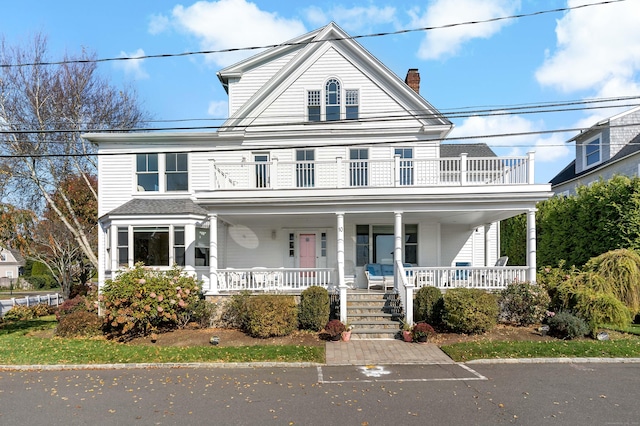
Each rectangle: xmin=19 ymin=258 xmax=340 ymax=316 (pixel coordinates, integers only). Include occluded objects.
xmin=499 ymin=281 xmax=550 ymax=326
xmin=3 ymin=305 xmax=35 ymax=321
xmin=546 ymin=311 xmax=589 ymax=339
xmin=56 ymin=310 xmax=103 ymax=338
xmin=220 ymin=290 xmax=252 ymax=329
xmin=414 ymin=286 xmax=444 ymax=325
xmin=442 ymin=288 xmax=499 ymax=334
xmin=101 ymin=263 xmax=202 ymax=340
xmin=245 ymin=295 xmax=298 ymax=338
xmin=298 ymin=286 xmax=330 ymax=331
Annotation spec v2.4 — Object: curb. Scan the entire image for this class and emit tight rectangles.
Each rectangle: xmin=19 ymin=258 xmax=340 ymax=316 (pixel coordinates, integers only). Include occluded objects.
xmin=465 ymin=357 xmax=640 ymax=364
xmin=0 ymin=362 xmax=322 ymax=372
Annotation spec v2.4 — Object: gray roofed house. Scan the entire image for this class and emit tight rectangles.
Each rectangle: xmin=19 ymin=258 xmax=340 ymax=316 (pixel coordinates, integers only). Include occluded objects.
xmin=550 ymin=106 xmax=640 ymax=195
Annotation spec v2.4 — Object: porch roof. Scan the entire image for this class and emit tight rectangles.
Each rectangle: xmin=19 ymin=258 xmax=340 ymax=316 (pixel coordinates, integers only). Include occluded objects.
xmin=103 ymin=198 xmax=209 ymax=219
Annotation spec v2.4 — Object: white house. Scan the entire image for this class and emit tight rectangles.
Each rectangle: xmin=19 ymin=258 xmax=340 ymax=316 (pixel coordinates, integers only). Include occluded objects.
xmin=87 ymin=23 xmax=552 ymax=327
xmin=551 ymin=106 xmax=640 ymax=195
xmin=0 ymin=248 xmax=24 ymax=288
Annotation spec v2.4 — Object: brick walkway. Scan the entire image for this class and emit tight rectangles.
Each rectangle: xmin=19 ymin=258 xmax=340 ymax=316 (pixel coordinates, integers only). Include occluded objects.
xmin=325 ymin=339 xmax=454 ymax=365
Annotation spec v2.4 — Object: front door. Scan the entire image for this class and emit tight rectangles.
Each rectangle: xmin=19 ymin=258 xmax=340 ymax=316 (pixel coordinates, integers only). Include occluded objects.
xmin=299 ymin=234 xmax=316 ymax=275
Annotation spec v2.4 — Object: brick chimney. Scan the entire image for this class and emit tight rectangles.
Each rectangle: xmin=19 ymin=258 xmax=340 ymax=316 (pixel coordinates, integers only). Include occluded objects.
xmin=405 ymin=68 xmax=420 ymax=94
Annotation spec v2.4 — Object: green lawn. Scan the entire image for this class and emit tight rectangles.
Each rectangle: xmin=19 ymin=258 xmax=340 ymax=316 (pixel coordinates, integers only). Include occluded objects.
xmin=0 ymin=316 xmax=324 ymax=365
xmin=442 ymin=335 xmax=640 ymax=362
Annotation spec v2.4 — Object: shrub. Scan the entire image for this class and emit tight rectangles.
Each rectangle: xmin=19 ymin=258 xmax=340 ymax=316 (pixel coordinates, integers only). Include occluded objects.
xmin=414 ymin=286 xmax=444 ymax=325
xmin=412 ymin=322 xmax=435 ymax=341
xmin=220 ymin=291 xmax=252 ymax=329
xmin=442 ymin=288 xmax=499 ymax=334
xmin=583 ymin=248 xmax=640 ymax=315
xmin=55 ymin=310 xmax=103 ymax=338
xmin=499 ymin=281 xmax=550 ymax=326
xmin=323 ymin=319 xmax=346 ymax=339
xmin=298 ymin=286 xmax=330 ymax=331
xmin=31 ymin=303 xmax=55 ymax=317
xmin=546 ymin=311 xmax=589 ymax=339
xmin=189 ymin=298 xmax=217 ymax=328
xmin=245 ymin=295 xmax=298 ymax=338
xmin=56 ymin=295 xmax=90 ymax=321
xmin=101 ymin=263 xmax=202 ymax=340
xmin=571 ymin=286 xmax=632 ymax=333
xmin=3 ymin=305 xmax=35 ymax=321
xmin=26 ymin=275 xmax=58 ymax=290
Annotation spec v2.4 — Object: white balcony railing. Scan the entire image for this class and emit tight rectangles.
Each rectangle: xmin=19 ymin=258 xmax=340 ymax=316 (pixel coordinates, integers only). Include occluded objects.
xmin=211 ymin=153 xmax=533 ymax=190
xmin=405 ymin=266 xmax=528 ymax=290
xmin=217 ymin=268 xmax=334 ymax=292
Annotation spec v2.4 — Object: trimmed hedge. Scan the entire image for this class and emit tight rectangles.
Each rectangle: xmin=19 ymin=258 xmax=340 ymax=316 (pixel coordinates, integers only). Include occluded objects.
xmin=298 ymin=286 xmax=330 ymax=331
xmin=414 ymin=286 xmax=444 ymax=325
xmin=443 ymin=288 xmax=499 ymax=334
xmin=499 ymin=282 xmax=550 ymax=326
xmin=246 ymin=295 xmax=298 ymax=338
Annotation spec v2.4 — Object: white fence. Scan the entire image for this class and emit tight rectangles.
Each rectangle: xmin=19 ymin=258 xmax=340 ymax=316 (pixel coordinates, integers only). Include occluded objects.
xmin=0 ymin=293 xmax=64 ymax=317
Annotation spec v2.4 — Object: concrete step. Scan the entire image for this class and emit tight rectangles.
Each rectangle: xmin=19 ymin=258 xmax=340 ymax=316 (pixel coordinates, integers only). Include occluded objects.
xmin=350 ymin=328 xmax=399 ymax=340
xmin=350 ymin=320 xmax=400 ymax=330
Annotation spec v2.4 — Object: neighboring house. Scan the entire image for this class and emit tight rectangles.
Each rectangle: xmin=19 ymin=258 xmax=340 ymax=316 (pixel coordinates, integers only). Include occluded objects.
xmin=86 ymin=23 xmax=552 ymax=325
xmin=0 ymin=248 xmax=25 ymax=288
xmin=550 ymin=106 xmax=640 ymax=195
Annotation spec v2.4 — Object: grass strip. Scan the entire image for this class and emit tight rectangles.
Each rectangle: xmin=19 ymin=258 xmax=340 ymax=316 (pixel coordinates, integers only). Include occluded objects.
xmin=0 ymin=317 xmax=324 ymax=365
xmin=441 ymin=339 xmax=640 ymax=362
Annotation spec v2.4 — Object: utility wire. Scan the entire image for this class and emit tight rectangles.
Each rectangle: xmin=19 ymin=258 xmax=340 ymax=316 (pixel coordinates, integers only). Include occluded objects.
xmin=0 ymin=0 xmax=627 ymax=68
xmin=3 ymin=121 xmax=640 ymax=159
xmin=2 ymin=95 xmax=639 ymax=135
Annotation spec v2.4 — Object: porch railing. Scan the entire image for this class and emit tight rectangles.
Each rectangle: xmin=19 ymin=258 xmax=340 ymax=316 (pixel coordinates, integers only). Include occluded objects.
xmin=217 ymin=268 xmax=334 ymax=292
xmin=211 ymin=153 xmax=533 ymax=190
xmin=404 ymin=266 xmax=528 ymax=290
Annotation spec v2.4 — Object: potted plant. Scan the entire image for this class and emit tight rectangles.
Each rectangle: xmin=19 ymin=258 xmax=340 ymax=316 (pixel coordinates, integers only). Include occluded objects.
xmin=401 ymin=321 xmax=413 ymax=342
xmin=412 ymin=322 xmax=435 ymax=343
xmin=342 ymin=323 xmax=353 ymax=341
xmin=324 ymin=319 xmax=346 ymax=341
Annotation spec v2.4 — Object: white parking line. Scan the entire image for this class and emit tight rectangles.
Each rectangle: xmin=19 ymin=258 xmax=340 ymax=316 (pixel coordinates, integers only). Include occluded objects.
xmin=317 ymin=363 xmax=488 ymax=384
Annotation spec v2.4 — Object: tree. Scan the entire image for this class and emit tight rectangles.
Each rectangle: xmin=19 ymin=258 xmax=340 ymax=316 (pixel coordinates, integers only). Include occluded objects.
xmin=0 ymin=33 xmax=149 ymax=269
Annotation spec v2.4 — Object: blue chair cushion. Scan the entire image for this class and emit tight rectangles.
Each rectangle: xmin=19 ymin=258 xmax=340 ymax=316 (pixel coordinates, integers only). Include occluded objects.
xmin=367 ymin=264 xmax=382 ymax=276
xmin=381 ymin=264 xmax=394 ymax=276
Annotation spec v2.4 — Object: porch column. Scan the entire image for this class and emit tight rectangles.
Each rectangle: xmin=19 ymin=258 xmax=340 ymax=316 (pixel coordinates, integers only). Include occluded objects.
xmin=336 ymin=212 xmax=347 ymax=323
xmin=527 ymin=208 xmax=537 ymax=283
xmin=484 ymin=224 xmax=491 ymax=266
xmin=208 ymin=213 xmax=219 ymax=295
xmin=110 ymin=224 xmax=118 ymax=273
xmin=394 ymin=211 xmax=403 ymax=273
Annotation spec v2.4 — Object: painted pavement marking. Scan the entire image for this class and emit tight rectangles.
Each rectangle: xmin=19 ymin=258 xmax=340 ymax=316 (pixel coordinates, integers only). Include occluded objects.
xmin=317 ymin=363 xmax=487 ymax=384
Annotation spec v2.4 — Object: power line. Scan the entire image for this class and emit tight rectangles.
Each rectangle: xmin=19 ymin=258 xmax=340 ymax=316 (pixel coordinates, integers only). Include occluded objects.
xmin=3 ymin=121 xmax=640 ymax=159
xmin=2 ymin=95 xmax=639 ymax=135
xmin=0 ymin=0 xmax=626 ymax=68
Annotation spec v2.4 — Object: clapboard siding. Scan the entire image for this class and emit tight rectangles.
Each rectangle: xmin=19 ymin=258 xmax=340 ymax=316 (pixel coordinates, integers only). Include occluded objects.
xmin=99 ymin=154 xmax=134 ymax=216
xmin=229 ymin=50 xmax=300 ymax=116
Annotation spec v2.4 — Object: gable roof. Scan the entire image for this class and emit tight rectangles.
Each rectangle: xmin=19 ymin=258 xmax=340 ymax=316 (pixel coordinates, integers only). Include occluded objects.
xmin=105 ymin=198 xmax=208 ymax=218
xmin=550 ymin=132 xmax=640 ymax=186
xmin=217 ymin=22 xmax=452 ymax=132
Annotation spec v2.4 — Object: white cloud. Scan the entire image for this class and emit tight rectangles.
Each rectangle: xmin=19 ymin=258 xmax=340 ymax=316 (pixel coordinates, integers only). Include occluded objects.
xmin=113 ymin=49 xmax=149 ymax=80
xmin=303 ymin=5 xmax=398 ymax=33
xmin=154 ymin=0 xmax=306 ymax=68
xmin=208 ymin=100 xmax=228 ymax=118
xmin=536 ymin=0 xmax=640 ymax=94
xmin=148 ymin=14 xmax=170 ymax=35
xmin=409 ymin=0 xmax=520 ymax=61
xmin=450 ymin=114 xmax=570 ymax=162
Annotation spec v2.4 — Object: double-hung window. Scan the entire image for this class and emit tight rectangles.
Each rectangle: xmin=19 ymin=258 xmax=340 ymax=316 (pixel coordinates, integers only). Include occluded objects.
xmin=195 ymin=228 xmax=210 ymax=267
xmin=166 ymin=153 xmax=188 ymax=191
xmin=136 ymin=154 xmax=159 ymax=191
xmin=136 ymin=153 xmax=188 ymax=192
xmin=174 ymin=227 xmax=185 ymax=267
xmin=307 ymin=90 xmax=321 ymax=122
xmin=296 ymin=149 xmax=315 ymax=187
xmin=345 ymin=89 xmax=359 ymax=120
xmin=585 ymin=137 xmax=601 ymax=167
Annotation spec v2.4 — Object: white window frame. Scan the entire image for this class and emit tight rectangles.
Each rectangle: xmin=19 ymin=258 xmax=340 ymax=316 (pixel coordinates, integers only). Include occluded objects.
xmin=583 ymin=134 xmax=602 ymax=168
xmin=136 ymin=153 xmax=189 ymax=193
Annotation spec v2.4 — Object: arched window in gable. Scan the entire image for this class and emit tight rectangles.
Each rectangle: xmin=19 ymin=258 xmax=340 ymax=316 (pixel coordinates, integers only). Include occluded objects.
xmin=325 ymin=78 xmax=341 ymax=121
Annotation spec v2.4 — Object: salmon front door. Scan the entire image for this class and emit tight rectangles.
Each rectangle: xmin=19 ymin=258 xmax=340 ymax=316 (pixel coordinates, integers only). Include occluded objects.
xmin=299 ymin=234 xmax=316 ymax=276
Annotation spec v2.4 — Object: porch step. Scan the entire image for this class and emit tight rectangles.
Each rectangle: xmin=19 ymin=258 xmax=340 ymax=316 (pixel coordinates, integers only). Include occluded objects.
xmin=345 ymin=291 xmax=403 ymax=340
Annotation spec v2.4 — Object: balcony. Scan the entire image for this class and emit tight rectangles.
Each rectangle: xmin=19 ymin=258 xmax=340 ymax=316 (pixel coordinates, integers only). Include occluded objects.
xmin=211 ymin=153 xmax=534 ymax=191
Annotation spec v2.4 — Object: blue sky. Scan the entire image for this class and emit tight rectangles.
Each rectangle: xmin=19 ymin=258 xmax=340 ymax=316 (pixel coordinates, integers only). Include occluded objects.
xmin=2 ymin=0 xmax=640 ymax=183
